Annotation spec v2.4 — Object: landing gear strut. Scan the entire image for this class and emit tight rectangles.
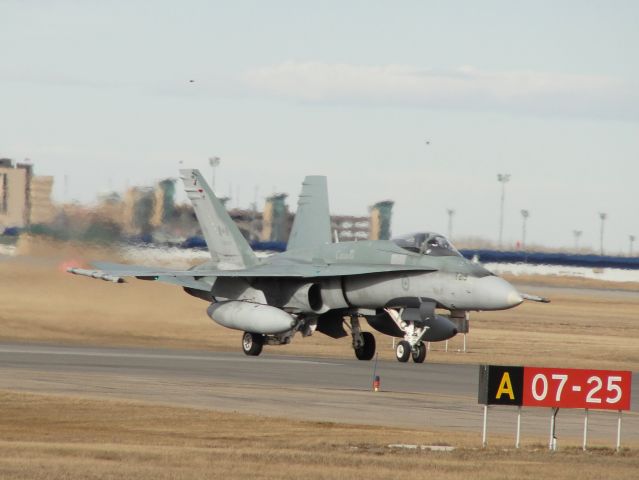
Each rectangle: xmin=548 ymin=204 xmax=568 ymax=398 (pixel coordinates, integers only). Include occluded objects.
xmin=242 ymin=331 xmax=264 ymax=356
xmin=349 ymin=316 xmax=376 ymax=360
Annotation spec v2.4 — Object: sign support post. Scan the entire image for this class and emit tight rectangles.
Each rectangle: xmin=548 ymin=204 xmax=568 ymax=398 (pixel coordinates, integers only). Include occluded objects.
xmin=482 ymin=405 xmax=488 ymax=448
xmin=515 ymin=406 xmax=521 ymax=448
xmin=582 ymin=409 xmax=588 ymax=451
xmin=616 ymin=410 xmax=622 ymax=453
xmin=549 ymin=408 xmax=559 ymax=451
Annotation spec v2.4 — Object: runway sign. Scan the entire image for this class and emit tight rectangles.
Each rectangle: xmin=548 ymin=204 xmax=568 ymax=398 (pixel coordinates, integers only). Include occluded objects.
xmin=479 ymin=365 xmax=632 ymax=411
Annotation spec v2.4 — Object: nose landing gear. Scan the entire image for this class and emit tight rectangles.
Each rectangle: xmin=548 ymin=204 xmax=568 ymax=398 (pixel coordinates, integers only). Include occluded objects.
xmin=386 ymin=306 xmax=431 ymax=363
xmin=411 ymin=342 xmax=427 ymax=363
xmin=395 ymin=340 xmax=411 ymax=362
xmin=395 ymin=340 xmax=427 ymax=363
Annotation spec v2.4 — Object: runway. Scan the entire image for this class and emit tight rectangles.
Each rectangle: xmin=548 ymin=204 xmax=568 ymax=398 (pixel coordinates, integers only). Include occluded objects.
xmin=0 ymin=342 xmax=637 ymax=446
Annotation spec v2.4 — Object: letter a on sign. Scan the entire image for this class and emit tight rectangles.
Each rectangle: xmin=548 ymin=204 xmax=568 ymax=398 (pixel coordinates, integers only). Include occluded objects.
xmin=496 ymin=372 xmax=515 ymax=400
xmin=478 ymin=365 xmax=523 ymax=406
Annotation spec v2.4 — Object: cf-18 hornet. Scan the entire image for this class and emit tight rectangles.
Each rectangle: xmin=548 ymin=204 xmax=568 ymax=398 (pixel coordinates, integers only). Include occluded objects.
xmin=69 ymin=170 xmax=548 ymax=363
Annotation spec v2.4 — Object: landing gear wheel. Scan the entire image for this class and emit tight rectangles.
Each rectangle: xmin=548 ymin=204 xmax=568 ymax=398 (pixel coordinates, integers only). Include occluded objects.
xmin=411 ymin=342 xmax=427 ymax=363
xmin=354 ymin=331 xmax=376 ymax=361
xmin=242 ymin=331 xmax=264 ymax=356
xmin=395 ymin=340 xmax=411 ymax=363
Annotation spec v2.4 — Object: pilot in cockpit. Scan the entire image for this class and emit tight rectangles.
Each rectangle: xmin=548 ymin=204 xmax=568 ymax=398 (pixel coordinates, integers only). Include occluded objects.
xmin=393 ymin=232 xmax=460 ymax=257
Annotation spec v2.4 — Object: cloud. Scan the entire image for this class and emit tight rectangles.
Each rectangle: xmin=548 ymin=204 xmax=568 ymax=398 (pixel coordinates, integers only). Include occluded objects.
xmin=244 ymin=62 xmax=638 ymax=121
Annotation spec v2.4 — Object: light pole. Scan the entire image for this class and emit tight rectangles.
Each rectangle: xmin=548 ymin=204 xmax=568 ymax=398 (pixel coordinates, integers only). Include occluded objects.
xmin=573 ymin=230 xmax=583 ymax=250
xmin=446 ymin=209 xmax=455 ymax=240
xmin=520 ymin=209 xmax=529 ymax=250
xmin=630 ymin=235 xmax=636 ymax=256
xmin=497 ymin=174 xmax=511 ymax=249
xmin=209 ymin=156 xmax=221 ymax=191
xmin=598 ymin=212 xmax=607 ymax=256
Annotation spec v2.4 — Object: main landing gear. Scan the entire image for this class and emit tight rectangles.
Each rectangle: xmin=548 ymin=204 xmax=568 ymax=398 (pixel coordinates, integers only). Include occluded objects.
xmin=348 ymin=316 xmax=376 ymax=361
xmin=242 ymin=331 xmax=264 ymax=356
xmin=240 ymin=315 xmax=314 ymax=356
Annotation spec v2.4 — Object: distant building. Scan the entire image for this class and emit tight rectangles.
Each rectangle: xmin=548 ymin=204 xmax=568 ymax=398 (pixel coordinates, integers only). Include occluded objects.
xmin=331 ymin=215 xmax=370 ymax=241
xmin=329 ymin=201 xmax=393 ymax=242
xmin=29 ymin=175 xmax=55 ymax=225
xmin=123 ymin=187 xmax=155 ymax=236
xmin=369 ymin=200 xmax=394 ymax=240
xmin=261 ymin=193 xmax=292 ymax=242
xmin=226 ymin=207 xmax=262 ymax=242
xmin=150 ymin=178 xmax=176 ymax=227
xmin=0 ymin=158 xmax=54 ymax=229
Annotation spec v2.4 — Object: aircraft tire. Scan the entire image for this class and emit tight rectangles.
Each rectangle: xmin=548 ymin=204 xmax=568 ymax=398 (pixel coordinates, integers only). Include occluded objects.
xmin=354 ymin=332 xmax=376 ymax=360
xmin=411 ymin=342 xmax=427 ymax=363
xmin=395 ymin=341 xmax=411 ymax=363
xmin=242 ymin=331 xmax=264 ymax=356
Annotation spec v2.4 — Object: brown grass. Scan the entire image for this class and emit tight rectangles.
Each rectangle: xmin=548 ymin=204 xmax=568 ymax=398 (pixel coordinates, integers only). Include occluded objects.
xmin=2 ymin=243 xmax=638 ymax=479
xmin=0 ymin=390 xmax=637 ymax=480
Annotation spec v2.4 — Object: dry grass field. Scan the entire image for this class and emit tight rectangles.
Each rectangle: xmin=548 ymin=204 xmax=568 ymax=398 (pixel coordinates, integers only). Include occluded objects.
xmin=0 ymin=391 xmax=637 ymax=480
xmin=1 ymin=240 xmax=638 ymax=479
xmin=1 ymin=240 xmax=637 ymax=370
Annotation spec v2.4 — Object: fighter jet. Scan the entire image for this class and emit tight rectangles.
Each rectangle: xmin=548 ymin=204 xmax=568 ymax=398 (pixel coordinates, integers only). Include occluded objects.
xmin=68 ymin=169 xmax=548 ymax=363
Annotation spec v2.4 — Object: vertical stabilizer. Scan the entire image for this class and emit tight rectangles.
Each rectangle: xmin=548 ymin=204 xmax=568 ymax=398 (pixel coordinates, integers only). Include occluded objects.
xmin=180 ymin=169 xmax=258 ymax=269
xmin=287 ymin=175 xmax=331 ymax=251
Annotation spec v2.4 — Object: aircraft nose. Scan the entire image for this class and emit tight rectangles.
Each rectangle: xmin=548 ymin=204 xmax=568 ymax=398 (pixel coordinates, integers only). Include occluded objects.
xmin=476 ymin=276 xmax=523 ymax=310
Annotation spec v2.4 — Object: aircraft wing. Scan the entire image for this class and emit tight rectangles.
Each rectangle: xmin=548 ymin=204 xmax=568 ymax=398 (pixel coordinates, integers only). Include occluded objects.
xmin=67 ymin=263 xmax=212 ymax=290
xmin=68 ymin=261 xmax=435 ymax=290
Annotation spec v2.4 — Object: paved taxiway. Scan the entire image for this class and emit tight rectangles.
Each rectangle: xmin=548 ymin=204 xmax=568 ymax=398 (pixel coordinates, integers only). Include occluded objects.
xmin=0 ymin=342 xmax=636 ymax=445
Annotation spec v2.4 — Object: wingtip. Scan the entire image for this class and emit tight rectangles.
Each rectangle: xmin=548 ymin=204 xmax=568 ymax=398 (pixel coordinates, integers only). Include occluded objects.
xmin=67 ymin=267 xmax=125 ymax=283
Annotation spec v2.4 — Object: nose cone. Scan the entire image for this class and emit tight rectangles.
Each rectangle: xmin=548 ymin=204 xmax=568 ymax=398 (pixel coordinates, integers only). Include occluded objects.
xmin=475 ymin=276 xmax=523 ymax=310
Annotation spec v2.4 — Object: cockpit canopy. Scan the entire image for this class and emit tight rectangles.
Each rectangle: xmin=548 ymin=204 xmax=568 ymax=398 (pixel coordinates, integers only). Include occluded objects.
xmin=392 ymin=232 xmax=461 ymax=257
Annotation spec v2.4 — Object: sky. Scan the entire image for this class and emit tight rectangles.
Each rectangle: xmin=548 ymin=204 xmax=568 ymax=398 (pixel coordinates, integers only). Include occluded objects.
xmin=1 ymin=0 xmax=638 ymax=252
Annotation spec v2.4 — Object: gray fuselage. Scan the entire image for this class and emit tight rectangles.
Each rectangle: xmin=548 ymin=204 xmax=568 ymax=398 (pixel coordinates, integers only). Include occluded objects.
xmin=258 ymin=240 xmax=522 ymax=313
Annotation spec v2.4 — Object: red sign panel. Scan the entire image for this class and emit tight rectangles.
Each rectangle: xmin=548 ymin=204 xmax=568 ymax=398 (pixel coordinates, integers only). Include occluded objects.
xmin=522 ymin=367 xmax=632 ymax=410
